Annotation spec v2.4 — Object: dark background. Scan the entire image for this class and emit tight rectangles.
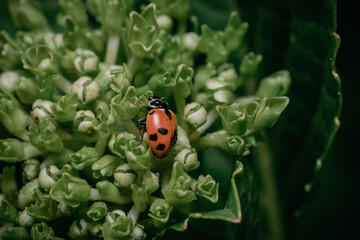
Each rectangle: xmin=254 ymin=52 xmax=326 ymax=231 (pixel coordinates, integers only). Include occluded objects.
xmin=296 ymin=1 xmax=360 ymax=239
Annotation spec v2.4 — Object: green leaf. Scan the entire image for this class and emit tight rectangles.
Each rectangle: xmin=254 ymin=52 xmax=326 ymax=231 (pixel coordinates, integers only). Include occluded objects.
xmin=236 ymin=0 xmax=341 ymax=238
xmin=168 ymin=161 xmax=243 ymax=232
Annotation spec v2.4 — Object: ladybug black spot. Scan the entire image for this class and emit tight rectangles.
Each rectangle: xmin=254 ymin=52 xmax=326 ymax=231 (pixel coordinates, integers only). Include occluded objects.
xmin=149 ymin=111 xmax=155 ymax=115
xmin=156 ymin=144 xmax=165 ymax=151
xmin=165 ymin=109 xmax=172 ymax=119
xmin=158 ymin=128 xmax=168 ymax=135
xmin=149 ymin=133 xmax=158 ymax=141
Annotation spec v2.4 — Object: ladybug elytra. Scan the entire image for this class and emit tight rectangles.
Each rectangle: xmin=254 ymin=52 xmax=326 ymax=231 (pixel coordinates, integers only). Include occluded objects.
xmin=137 ymin=96 xmax=178 ymax=159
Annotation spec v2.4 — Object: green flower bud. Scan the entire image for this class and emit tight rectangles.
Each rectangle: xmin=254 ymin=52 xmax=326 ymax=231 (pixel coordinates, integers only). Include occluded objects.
xmin=111 ymin=86 xmax=140 ymax=120
xmin=224 ymin=12 xmax=248 ymax=52
xmin=140 ymin=169 xmax=159 ymax=195
xmin=108 ymin=132 xmax=137 ymax=158
xmin=174 ymin=64 xmax=193 ymax=98
xmin=205 ymin=78 xmax=236 ymax=92
xmin=158 ymin=37 xmax=194 ymax=75
xmin=28 ymin=118 xmax=64 ymax=153
xmin=257 ymin=70 xmax=291 ymax=97
xmin=148 ymin=199 xmax=172 ymax=227
xmin=193 ymin=63 xmax=217 ymax=92
xmin=0 ymin=138 xmax=25 ymax=162
xmin=114 ymin=164 xmax=137 ymax=189
xmin=72 ymin=76 xmax=100 ymax=104
xmin=105 ymin=209 xmax=126 ymax=224
xmin=205 ymin=78 xmax=236 ymax=105
xmin=195 ymin=175 xmax=219 ymax=203
xmin=128 ymin=4 xmax=161 ymax=57
xmin=103 ymin=210 xmax=133 ymax=240
xmin=184 ymin=102 xmax=207 ymax=128
xmin=58 ymin=202 xmax=77 ymax=216
xmin=86 ymin=0 xmax=101 ymax=18
xmin=70 ymin=146 xmax=99 ymax=170
xmin=84 ymin=29 xmax=106 ymax=57
xmin=182 ymin=32 xmax=200 ymax=52
xmin=0 ymin=199 xmax=18 ymax=224
xmin=217 ymin=102 xmax=259 ymax=136
xmin=225 ymin=135 xmax=248 ymax=157
xmin=73 ymin=110 xmax=98 ymax=135
xmin=30 ymin=222 xmax=63 ymax=240
xmin=63 ymin=17 xmax=88 ymax=50
xmin=38 ymin=165 xmax=59 ymax=191
xmin=132 ymin=224 xmax=146 ymax=240
xmin=16 ymin=76 xmax=44 ymax=104
xmin=156 ymin=14 xmax=173 ymax=32
xmin=91 ymin=155 xmax=122 ymax=179
xmin=68 ymin=219 xmax=89 ymax=240
xmin=0 ymin=90 xmax=28 ymax=140
xmin=0 ymin=71 xmax=20 ymax=93
xmin=252 ymin=96 xmax=289 ymax=132
xmin=22 ymin=45 xmax=58 ymax=77
xmin=73 ymin=49 xmax=99 ymax=76
xmin=45 ymin=32 xmax=64 ymax=51
xmin=50 ymin=172 xmax=91 ymax=207
xmin=31 ymin=99 xmax=53 ymax=123
xmin=174 ymin=148 xmax=199 ymax=171
xmin=125 ymin=140 xmax=152 ymax=171
xmin=239 ymin=52 xmax=262 ymax=79
xmin=8 ymin=0 xmax=48 ymax=30
xmin=96 ymin=180 xmax=131 ymax=204
xmin=27 ymin=189 xmax=58 ymax=221
xmin=109 ymin=64 xmax=132 ymax=93
xmin=88 ymin=221 xmax=103 ymax=238
xmin=131 ymin=183 xmax=149 ymax=212
xmin=18 ymin=208 xmax=35 ymax=227
xmin=218 ymin=63 xmax=238 ymax=83
xmin=59 ymin=0 xmax=88 ymax=28
xmin=51 ymin=93 xmax=78 ymax=122
xmin=0 ymin=31 xmax=21 ymax=70
xmin=147 ymin=71 xmax=175 ymax=92
xmin=18 ymin=179 xmax=39 ymax=209
xmin=87 ymin=201 xmax=108 ymax=221
xmin=99 ymin=0 xmax=126 ymax=34
xmin=41 ymin=151 xmax=72 ymax=170
xmin=198 ymin=25 xmax=227 ymax=65
xmin=162 ymin=162 xmax=197 ymax=206
xmin=171 ymin=125 xmax=191 ymax=152
xmin=1 ymin=227 xmax=30 ymax=240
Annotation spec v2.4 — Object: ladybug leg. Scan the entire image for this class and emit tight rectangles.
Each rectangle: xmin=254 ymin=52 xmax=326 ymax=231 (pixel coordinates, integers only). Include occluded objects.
xmin=135 ymin=118 xmax=146 ymax=150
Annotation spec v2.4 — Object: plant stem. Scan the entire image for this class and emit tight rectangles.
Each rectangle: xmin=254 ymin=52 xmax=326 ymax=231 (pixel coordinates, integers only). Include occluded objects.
xmin=122 ymin=119 xmax=140 ymax=137
xmin=128 ymin=205 xmax=141 ymax=223
xmin=135 ymin=84 xmax=150 ymax=96
xmin=95 ymin=132 xmax=110 ymax=156
xmin=54 ymin=74 xmax=72 ymax=95
xmin=191 ymin=130 xmax=229 ymax=151
xmin=128 ymin=54 xmax=143 ymax=76
xmin=105 ymin=34 xmax=121 ymax=65
xmin=190 ymin=177 xmax=197 ymax=192
xmin=256 ymin=141 xmax=284 ymax=240
xmin=188 ymin=107 xmax=219 ymax=141
xmin=23 ymin=143 xmax=42 ymax=159
xmin=173 ymin=89 xmax=186 ymax=128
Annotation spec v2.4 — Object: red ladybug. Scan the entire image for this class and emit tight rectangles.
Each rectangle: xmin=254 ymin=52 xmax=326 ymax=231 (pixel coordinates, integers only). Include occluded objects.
xmin=137 ymin=96 xmax=177 ymax=159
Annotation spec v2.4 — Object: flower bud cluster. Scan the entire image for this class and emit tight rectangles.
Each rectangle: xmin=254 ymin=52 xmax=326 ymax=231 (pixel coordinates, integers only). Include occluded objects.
xmin=0 ymin=1 xmax=291 ymax=239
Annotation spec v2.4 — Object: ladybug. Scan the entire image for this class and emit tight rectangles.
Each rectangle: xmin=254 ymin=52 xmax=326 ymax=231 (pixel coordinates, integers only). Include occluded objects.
xmin=137 ymin=96 xmax=178 ymax=159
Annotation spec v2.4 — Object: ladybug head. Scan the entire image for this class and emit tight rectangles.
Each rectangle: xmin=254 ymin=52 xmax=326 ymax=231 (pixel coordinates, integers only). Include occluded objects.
xmin=147 ymin=96 xmax=169 ymax=110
